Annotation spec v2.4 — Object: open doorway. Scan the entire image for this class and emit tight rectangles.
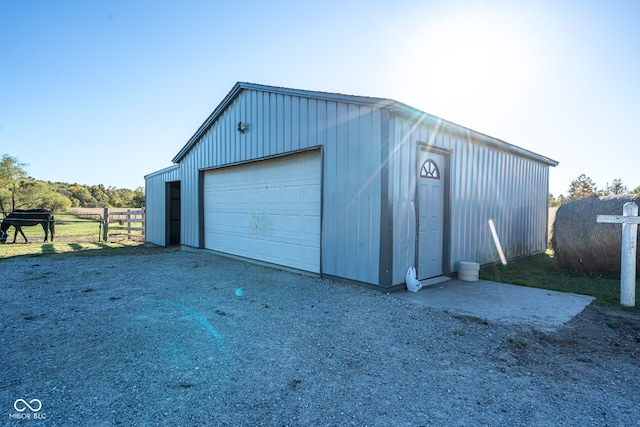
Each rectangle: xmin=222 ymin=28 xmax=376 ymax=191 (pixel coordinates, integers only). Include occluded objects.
xmin=166 ymin=181 xmax=181 ymax=246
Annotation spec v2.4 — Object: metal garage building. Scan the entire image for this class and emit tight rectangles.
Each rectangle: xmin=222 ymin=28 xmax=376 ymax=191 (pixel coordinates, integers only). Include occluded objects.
xmin=145 ymin=82 xmax=557 ymax=290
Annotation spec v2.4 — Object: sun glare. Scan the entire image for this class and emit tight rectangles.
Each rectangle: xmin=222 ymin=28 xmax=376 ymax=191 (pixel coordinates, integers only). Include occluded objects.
xmin=416 ymin=11 xmax=536 ymax=116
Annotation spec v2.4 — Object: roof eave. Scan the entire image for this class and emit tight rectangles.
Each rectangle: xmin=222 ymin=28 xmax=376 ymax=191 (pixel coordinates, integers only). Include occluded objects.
xmin=172 ymin=82 xmax=559 ymax=168
xmin=172 ymin=82 xmax=245 ymax=163
xmin=390 ymin=103 xmax=559 ymax=167
xmin=144 ymin=164 xmax=180 ymax=180
xmin=171 ymin=82 xmax=401 ymax=164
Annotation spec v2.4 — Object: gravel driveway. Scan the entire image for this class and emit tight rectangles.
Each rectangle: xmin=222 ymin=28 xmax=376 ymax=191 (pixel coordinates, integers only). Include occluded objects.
xmin=1 ymin=246 xmax=639 ymax=426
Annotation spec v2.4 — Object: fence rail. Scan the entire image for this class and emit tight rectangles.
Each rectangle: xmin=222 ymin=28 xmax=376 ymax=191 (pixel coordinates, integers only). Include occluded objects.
xmin=99 ymin=207 xmax=145 ymax=241
xmin=1 ymin=208 xmax=144 ymax=242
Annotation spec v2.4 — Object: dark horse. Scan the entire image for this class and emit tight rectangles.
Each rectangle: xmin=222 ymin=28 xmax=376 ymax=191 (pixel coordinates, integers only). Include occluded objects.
xmin=0 ymin=209 xmax=55 ymax=244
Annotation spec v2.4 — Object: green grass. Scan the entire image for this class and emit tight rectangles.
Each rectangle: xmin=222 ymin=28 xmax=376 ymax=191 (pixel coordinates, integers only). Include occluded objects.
xmin=480 ymin=249 xmax=640 ymax=309
xmin=0 ymin=240 xmax=149 ymax=259
xmin=106 ymin=220 xmax=144 ymax=238
xmin=1 ymin=213 xmax=102 ymax=242
xmin=0 ymin=213 xmax=145 ymax=259
xmin=57 ymin=213 xmax=104 ymax=240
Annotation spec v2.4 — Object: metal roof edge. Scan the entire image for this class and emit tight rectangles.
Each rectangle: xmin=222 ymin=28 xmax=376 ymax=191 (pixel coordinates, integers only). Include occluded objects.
xmin=238 ymin=82 xmax=396 ymax=108
xmin=171 ymin=82 xmax=558 ymax=168
xmin=172 ymin=82 xmax=245 ymax=163
xmin=390 ymin=103 xmax=559 ymax=167
xmin=171 ymin=82 xmax=399 ymax=163
xmin=144 ymin=164 xmax=180 ymax=180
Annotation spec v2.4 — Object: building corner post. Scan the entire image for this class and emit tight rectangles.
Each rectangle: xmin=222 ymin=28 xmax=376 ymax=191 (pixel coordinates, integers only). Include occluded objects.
xmin=378 ymin=109 xmax=393 ymax=287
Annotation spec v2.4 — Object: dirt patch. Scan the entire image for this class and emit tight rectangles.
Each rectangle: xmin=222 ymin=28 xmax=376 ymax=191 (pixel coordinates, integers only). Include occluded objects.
xmin=1 ymin=248 xmax=639 ymax=426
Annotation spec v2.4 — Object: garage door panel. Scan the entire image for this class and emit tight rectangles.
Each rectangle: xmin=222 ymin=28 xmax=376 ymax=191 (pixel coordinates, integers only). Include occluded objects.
xmin=282 ymin=242 xmax=301 ymax=262
xmin=304 ymin=185 xmax=321 ymax=207
xmin=269 ymin=216 xmax=283 ymax=234
xmin=266 ymin=187 xmax=282 ymax=204
xmin=282 ymin=214 xmax=301 ymax=230
xmin=303 ymin=246 xmax=320 ymax=266
xmin=236 ymin=188 xmax=250 ymax=200
xmin=204 ymin=151 xmax=321 ymax=273
xmin=251 ymin=187 xmax=266 ymax=204
xmin=303 ymin=215 xmax=321 ymax=236
xmin=283 ymin=185 xmax=301 ymax=204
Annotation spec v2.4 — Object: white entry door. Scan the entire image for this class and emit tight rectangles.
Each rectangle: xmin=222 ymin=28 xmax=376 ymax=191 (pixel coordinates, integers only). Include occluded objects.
xmin=417 ymin=151 xmax=445 ymax=279
xmin=203 ymin=150 xmax=321 ymax=273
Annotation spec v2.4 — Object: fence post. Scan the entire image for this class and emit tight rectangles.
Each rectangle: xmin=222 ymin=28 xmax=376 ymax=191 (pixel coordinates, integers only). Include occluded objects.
xmin=621 ymin=202 xmax=638 ymax=307
xmin=102 ymin=207 xmax=109 ymax=241
xmin=127 ymin=210 xmax=132 ymax=240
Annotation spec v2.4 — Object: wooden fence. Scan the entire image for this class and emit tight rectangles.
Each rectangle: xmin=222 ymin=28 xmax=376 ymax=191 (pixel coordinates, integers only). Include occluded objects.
xmin=70 ymin=207 xmax=145 ymax=241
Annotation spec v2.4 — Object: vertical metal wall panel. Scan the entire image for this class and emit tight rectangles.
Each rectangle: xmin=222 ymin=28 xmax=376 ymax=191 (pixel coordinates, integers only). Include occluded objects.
xmin=180 ymin=154 xmax=197 ymax=247
xmin=333 ymin=102 xmax=349 ymax=277
xmin=389 ymin=114 xmax=551 ymax=286
xmin=390 ymin=117 xmax=417 ymax=285
xmin=144 ymin=174 xmax=165 ymax=246
xmin=144 ymin=165 xmax=181 ymax=246
xmin=321 ymin=101 xmax=338 ymax=275
xmin=283 ymin=95 xmax=292 ymax=152
xmin=308 ymin=99 xmax=318 ymax=147
xmin=317 ymin=101 xmax=382 ymax=285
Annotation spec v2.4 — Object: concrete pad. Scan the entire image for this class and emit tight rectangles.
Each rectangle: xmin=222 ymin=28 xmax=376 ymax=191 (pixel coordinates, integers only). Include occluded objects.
xmin=393 ymin=279 xmax=595 ymax=332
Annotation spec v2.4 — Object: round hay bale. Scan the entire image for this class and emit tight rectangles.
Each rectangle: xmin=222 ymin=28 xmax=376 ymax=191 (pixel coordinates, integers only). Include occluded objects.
xmin=550 ymin=194 xmax=640 ymax=272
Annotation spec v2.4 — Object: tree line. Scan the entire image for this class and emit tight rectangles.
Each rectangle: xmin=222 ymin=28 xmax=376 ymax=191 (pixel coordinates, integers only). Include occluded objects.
xmin=0 ymin=154 xmax=144 ymax=213
xmin=549 ymin=174 xmax=640 ymax=207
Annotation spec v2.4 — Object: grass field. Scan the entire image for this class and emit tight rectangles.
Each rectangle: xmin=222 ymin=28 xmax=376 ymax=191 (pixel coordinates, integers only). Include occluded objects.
xmin=480 ymin=249 xmax=640 ymax=309
xmin=0 ymin=213 xmax=144 ymax=259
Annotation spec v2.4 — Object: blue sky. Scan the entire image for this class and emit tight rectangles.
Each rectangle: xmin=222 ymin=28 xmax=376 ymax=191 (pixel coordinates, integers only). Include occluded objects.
xmin=1 ymin=0 xmax=638 ymax=197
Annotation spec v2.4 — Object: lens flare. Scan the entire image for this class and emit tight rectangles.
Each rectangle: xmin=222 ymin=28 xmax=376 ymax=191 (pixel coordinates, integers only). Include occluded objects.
xmin=488 ymin=219 xmax=507 ymax=265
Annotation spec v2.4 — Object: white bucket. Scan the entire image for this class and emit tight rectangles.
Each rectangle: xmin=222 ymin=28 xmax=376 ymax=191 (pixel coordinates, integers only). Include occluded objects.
xmin=458 ymin=261 xmax=480 ymax=282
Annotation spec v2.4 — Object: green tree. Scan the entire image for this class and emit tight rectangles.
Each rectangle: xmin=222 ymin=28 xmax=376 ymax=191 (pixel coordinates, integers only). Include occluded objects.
xmin=631 ymin=185 xmax=640 ymax=195
xmin=51 ymin=181 xmax=73 ymax=201
xmin=602 ymin=178 xmax=627 ymax=196
xmin=89 ymin=184 xmax=110 ymax=207
xmin=548 ymin=193 xmax=566 ymax=207
xmin=0 ymin=154 xmax=28 ymax=212
xmin=567 ymin=174 xmax=598 ymax=201
xmin=0 ymin=154 xmax=143 ymax=211
xmin=132 ymin=187 xmax=145 ymax=207
xmin=18 ymin=181 xmax=71 ymax=211
xmin=42 ymin=190 xmax=72 ymax=212
xmin=69 ymin=184 xmax=96 ymax=207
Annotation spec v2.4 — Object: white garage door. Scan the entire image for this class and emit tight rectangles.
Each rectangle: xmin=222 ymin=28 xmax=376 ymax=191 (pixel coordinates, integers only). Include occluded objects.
xmin=203 ymin=150 xmax=321 ymax=273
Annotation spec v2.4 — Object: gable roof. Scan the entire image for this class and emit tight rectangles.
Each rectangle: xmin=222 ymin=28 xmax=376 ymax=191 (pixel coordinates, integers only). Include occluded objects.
xmin=172 ymin=82 xmax=558 ymax=167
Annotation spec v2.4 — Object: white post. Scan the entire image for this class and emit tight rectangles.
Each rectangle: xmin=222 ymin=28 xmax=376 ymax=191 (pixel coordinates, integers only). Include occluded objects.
xmin=127 ymin=210 xmax=132 ymax=240
xmin=596 ymin=202 xmax=640 ymax=307
xmin=620 ymin=202 xmax=638 ymax=307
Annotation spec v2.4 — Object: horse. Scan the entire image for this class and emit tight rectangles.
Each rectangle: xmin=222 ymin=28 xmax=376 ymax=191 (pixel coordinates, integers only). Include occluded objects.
xmin=0 ymin=209 xmax=55 ymax=244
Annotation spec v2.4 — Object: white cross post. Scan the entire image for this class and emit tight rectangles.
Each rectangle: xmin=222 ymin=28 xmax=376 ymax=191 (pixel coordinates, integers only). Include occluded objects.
xmin=596 ymin=202 xmax=639 ymax=307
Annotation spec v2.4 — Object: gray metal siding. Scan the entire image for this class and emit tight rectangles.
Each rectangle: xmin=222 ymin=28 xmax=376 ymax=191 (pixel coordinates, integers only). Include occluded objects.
xmin=389 ymin=115 xmax=550 ymax=286
xmin=144 ymin=165 xmax=180 ymax=246
xmin=181 ymin=153 xmax=200 ymax=247
xmin=178 ymin=89 xmax=383 ymax=285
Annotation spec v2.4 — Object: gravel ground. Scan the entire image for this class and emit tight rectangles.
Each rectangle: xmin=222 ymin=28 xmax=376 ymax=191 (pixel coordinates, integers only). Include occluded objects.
xmin=1 ymin=246 xmax=639 ymax=426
